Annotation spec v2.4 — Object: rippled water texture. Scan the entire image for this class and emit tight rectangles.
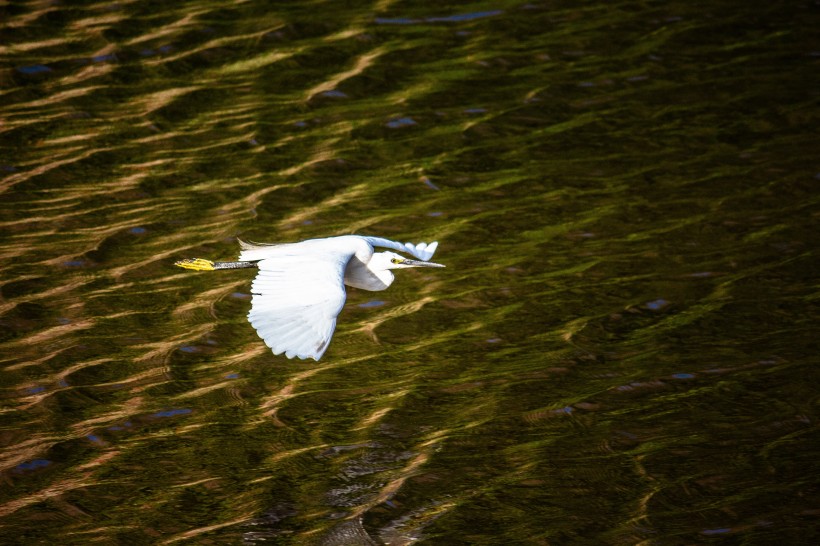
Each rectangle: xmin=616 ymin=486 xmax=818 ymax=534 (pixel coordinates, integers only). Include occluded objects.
xmin=2 ymin=0 xmax=819 ymax=543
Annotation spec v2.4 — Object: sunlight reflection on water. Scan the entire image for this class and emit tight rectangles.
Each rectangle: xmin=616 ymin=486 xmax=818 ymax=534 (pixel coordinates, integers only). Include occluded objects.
xmin=0 ymin=0 xmax=818 ymax=544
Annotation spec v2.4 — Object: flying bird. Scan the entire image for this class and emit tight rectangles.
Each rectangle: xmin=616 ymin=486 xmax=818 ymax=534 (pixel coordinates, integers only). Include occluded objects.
xmin=175 ymin=235 xmax=444 ymax=360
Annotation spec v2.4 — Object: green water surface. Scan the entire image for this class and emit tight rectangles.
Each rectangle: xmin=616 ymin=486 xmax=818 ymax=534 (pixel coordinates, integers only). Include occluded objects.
xmin=1 ymin=0 xmax=819 ymax=543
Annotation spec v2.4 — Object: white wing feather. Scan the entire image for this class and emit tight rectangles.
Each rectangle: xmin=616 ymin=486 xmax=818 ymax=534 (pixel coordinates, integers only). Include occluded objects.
xmin=240 ymin=235 xmax=437 ymax=360
xmin=238 ymin=236 xmax=438 ymax=262
xmin=360 ymin=237 xmax=438 ymax=261
xmin=248 ymin=254 xmax=348 ymax=360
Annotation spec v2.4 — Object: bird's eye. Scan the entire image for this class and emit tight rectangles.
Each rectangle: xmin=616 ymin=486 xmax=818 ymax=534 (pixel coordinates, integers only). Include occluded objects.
xmin=390 ymin=258 xmax=401 ymax=264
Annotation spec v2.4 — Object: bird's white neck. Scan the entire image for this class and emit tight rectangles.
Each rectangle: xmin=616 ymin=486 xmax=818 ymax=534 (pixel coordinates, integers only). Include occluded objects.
xmin=343 ymin=256 xmax=395 ymax=291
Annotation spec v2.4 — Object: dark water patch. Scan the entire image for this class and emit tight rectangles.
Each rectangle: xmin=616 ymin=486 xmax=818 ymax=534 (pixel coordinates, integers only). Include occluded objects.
xmin=357 ymin=300 xmax=386 ymax=309
xmin=242 ymin=503 xmax=298 ymax=542
xmin=15 ymin=64 xmax=53 ymax=75
xmin=1 ymin=0 xmax=819 ymax=543
xmin=13 ymin=458 xmax=52 ymax=473
xmin=384 ymin=117 xmax=417 ymax=129
xmin=149 ymin=408 xmax=192 ymax=419
xmin=107 ymin=421 xmax=133 ymax=432
xmin=318 ymin=89 xmax=349 ymax=99
xmin=376 ymin=10 xmax=503 ymax=26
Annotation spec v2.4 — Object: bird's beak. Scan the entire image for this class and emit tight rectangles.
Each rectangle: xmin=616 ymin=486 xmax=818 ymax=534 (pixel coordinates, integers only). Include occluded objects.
xmin=403 ymin=259 xmax=445 ymax=268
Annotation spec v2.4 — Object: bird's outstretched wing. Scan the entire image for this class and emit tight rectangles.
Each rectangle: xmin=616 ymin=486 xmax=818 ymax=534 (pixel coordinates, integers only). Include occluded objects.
xmin=247 ymin=253 xmax=348 ymax=360
xmin=360 ymin=237 xmax=438 ymax=261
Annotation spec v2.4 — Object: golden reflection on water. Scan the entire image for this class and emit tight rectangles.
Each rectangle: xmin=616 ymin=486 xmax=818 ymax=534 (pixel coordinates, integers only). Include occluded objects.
xmin=1 ymin=0 xmax=819 ymax=543
xmin=306 ymin=46 xmax=388 ymax=101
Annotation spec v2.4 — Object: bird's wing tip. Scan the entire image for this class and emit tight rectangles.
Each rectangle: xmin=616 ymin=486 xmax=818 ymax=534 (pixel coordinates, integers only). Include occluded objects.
xmin=406 ymin=241 xmax=438 ymax=260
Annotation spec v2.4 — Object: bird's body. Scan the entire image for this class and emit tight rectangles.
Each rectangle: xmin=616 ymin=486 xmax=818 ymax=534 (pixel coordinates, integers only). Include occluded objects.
xmin=237 ymin=236 xmax=394 ymax=291
xmin=175 ymin=235 xmax=443 ymax=360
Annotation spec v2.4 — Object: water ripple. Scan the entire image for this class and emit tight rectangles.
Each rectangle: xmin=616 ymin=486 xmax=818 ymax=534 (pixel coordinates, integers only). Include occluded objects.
xmin=1 ymin=0 xmax=818 ymax=543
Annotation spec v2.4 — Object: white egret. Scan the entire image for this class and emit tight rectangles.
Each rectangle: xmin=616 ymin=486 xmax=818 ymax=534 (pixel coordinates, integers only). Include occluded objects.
xmin=175 ymin=235 xmax=444 ymax=360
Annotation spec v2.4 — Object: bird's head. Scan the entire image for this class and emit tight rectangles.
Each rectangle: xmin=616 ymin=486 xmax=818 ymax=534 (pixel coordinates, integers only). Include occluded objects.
xmin=372 ymin=251 xmax=446 ymax=271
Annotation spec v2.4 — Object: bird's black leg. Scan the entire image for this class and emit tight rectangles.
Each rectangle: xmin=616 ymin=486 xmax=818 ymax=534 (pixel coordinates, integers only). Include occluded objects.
xmin=175 ymin=258 xmax=258 ymax=271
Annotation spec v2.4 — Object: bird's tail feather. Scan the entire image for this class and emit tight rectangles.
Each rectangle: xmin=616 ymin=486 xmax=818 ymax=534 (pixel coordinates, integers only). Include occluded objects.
xmin=237 ymin=238 xmax=280 ymax=250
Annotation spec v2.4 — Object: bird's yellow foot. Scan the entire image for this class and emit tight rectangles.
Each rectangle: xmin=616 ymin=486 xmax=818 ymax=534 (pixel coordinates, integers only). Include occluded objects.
xmin=175 ymin=258 xmax=215 ymax=271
